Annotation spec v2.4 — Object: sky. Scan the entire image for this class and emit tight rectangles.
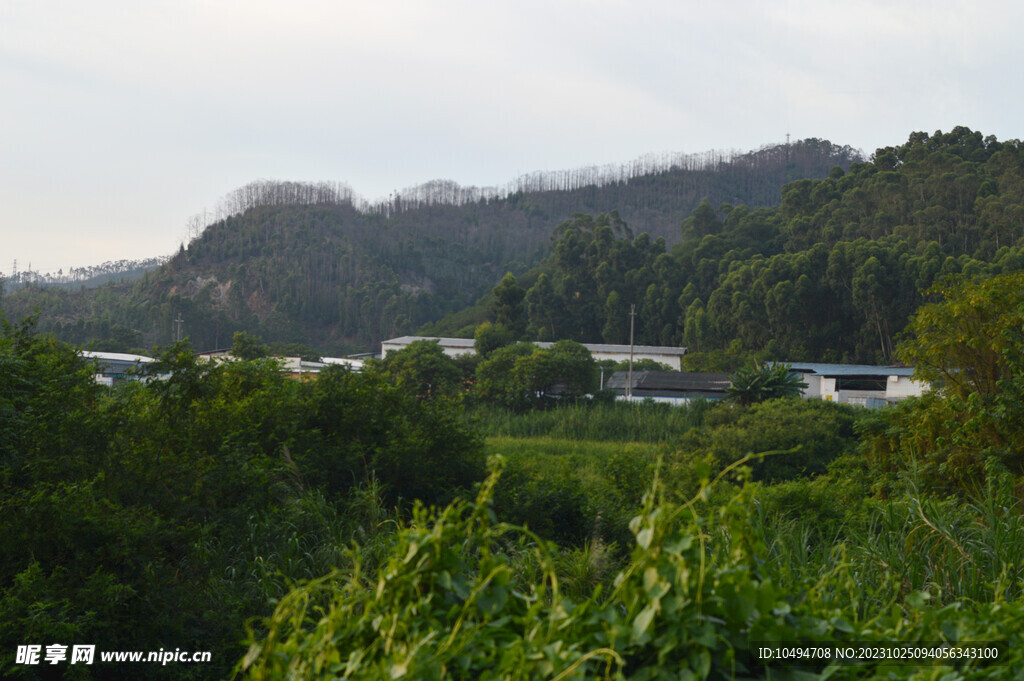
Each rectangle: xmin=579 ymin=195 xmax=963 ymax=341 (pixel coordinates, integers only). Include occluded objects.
xmin=3 ymin=0 xmax=1023 ymax=276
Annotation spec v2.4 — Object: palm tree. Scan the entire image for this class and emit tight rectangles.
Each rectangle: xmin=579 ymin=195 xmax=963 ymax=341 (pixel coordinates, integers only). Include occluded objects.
xmin=726 ymin=362 xmax=807 ymax=406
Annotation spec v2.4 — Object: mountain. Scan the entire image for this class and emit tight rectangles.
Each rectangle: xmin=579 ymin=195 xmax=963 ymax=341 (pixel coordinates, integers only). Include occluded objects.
xmin=1 ymin=139 xmax=859 ymax=353
xmin=461 ymin=126 xmax=1024 ymax=366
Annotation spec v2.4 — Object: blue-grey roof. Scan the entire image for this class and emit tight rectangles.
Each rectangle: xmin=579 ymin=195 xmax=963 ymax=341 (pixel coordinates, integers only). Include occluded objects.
xmin=782 ymin=362 xmax=915 ymax=377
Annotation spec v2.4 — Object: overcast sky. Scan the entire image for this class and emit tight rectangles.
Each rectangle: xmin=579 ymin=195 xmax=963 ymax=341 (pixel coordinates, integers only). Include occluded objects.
xmin=3 ymin=0 xmax=1022 ymax=275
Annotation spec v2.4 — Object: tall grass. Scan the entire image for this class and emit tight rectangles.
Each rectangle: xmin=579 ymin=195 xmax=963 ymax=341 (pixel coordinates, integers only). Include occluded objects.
xmin=750 ymin=469 xmax=1024 ymax=610
xmin=478 ymin=397 xmax=1024 ymax=643
xmin=485 ymin=435 xmax=669 ymax=462
xmin=467 ymin=399 xmax=714 ymax=442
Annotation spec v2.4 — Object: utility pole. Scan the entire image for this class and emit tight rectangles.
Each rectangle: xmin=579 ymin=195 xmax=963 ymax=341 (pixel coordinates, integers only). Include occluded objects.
xmin=173 ymin=313 xmax=184 ymax=343
xmin=627 ymin=304 xmax=636 ymax=401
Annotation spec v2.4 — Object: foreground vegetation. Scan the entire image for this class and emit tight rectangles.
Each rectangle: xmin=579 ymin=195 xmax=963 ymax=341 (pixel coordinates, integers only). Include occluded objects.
xmin=0 ymin=319 xmax=483 ymax=680
xmin=243 ymin=268 xmax=1024 ymax=679
xmin=6 ymin=263 xmax=1024 ymax=678
xmin=241 ymin=463 xmax=1024 ymax=680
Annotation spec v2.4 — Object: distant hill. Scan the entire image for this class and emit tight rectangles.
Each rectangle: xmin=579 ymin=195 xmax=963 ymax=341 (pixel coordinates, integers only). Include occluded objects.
xmin=5 ymin=257 xmax=169 ymax=290
xmin=1 ymin=139 xmax=859 ymax=353
xmin=447 ymin=127 xmax=1024 ymax=366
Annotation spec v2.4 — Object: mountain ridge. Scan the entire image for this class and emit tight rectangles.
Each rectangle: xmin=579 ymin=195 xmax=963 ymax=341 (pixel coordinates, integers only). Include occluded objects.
xmin=1 ymin=138 xmax=860 ymax=353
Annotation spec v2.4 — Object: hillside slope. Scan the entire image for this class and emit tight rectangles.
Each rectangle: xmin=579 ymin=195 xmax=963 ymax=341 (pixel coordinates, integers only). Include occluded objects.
xmin=1 ymin=139 xmax=857 ymax=352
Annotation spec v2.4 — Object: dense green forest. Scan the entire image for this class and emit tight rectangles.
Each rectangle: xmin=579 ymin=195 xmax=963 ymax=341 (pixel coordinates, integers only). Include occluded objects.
xmin=4 ymin=260 xmax=1024 ymax=679
xmin=0 ymin=139 xmax=856 ymax=354
xmin=428 ymin=127 xmax=1024 ymax=367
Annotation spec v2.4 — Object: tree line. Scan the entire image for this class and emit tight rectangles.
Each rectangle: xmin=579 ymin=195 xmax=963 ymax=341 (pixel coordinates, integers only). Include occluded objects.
xmin=457 ymin=127 xmax=1024 ymax=365
xmin=4 ymin=257 xmax=169 ymax=290
xmin=184 ymin=140 xmax=860 ymax=227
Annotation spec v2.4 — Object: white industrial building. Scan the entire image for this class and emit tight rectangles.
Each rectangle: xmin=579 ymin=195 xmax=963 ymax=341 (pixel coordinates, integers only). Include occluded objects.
xmin=785 ymin=362 xmax=927 ymax=406
xmin=380 ymin=336 xmax=688 ymax=370
xmin=80 ymin=350 xmax=156 ymax=385
xmin=196 ymin=350 xmax=364 ymax=377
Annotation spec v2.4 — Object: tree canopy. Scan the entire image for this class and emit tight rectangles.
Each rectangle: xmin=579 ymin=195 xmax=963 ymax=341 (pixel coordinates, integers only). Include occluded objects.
xmin=866 ymin=271 xmax=1024 ymax=492
xmin=0 ymin=320 xmax=483 ymax=678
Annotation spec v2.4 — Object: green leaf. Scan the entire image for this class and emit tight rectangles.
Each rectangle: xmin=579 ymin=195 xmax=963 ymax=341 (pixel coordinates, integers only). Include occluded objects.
xmin=477 ymin=585 xmax=508 ymax=616
xmin=664 ymin=534 xmax=693 ymax=556
xmin=633 ymin=604 xmax=657 ymax=640
xmin=636 ymin=527 xmax=655 ymax=549
xmin=829 ymin=616 xmax=853 ymax=634
xmin=695 ymin=648 xmax=711 ymax=678
xmin=906 ymin=590 xmax=932 ymax=609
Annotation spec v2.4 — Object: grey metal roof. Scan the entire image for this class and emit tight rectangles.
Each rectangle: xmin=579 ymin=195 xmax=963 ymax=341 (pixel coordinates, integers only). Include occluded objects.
xmin=81 ymin=350 xmax=155 ymax=363
xmin=783 ymin=362 xmax=916 ymax=377
xmin=382 ymin=335 xmax=475 ymax=347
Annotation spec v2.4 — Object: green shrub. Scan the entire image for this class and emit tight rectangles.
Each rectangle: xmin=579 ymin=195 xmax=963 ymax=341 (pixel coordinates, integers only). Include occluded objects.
xmin=470 ymin=400 xmax=713 ymax=443
xmin=672 ymin=398 xmax=862 ymax=486
xmin=486 ymin=437 xmax=663 ymax=548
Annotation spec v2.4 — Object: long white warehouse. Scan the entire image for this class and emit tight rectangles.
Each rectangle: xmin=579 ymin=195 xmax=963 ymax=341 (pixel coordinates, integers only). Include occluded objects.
xmin=380 ymin=336 xmax=688 ymax=370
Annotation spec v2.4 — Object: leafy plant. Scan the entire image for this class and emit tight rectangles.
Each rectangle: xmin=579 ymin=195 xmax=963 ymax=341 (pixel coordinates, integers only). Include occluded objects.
xmin=726 ymin=361 xmax=807 ymax=406
xmin=866 ymin=271 xmax=1024 ymax=493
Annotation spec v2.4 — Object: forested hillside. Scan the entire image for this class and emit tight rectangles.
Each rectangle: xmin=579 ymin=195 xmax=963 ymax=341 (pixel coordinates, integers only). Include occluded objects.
xmin=446 ymin=127 xmax=1024 ymax=365
xmin=0 ymin=139 xmax=856 ymax=353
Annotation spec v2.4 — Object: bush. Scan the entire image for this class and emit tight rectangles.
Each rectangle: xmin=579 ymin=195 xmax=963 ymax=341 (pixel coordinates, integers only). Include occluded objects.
xmin=485 ymin=437 xmax=661 ymax=548
xmin=671 ymin=398 xmax=862 ymax=487
xmin=474 ymin=341 xmax=597 ymax=411
xmin=298 ymin=365 xmax=485 ymax=507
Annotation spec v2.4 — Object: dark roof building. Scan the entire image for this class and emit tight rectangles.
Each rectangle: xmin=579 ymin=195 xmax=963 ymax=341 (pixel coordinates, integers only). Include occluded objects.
xmin=605 ymin=370 xmax=730 ymax=403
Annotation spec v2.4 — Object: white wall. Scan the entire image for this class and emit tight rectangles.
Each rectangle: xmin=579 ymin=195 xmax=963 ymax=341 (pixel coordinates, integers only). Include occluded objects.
xmin=380 ymin=341 xmax=474 ymax=359
xmin=381 ymin=339 xmax=684 ymax=368
xmin=885 ymin=375 xmax=927 ymax=398
xmin=798 ymin=373 xmax=925 ymax=405
xmin=590 ymin=350 xmax=684 ymax=370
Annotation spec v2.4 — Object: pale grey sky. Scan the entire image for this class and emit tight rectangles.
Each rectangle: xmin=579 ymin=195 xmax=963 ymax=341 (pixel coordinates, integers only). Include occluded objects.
xmin=3 ymin=0 xmax=1022 ymax=275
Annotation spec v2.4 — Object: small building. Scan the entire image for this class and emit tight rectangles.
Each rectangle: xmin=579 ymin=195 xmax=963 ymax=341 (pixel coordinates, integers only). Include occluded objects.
xmin=381 ymin=336 xmax=688 ymax=370
xmin=80 ymin=350 xmax=155 ymax=385
xmin=195 ymin=352 xmax=364 ymax=378
xmin=321 ymin=357 xmax=365 ymax=371
xmin=785 ymin=362 xmax=926 ymax=406
xmin=277 ymin=356 xmax=364 ymax=378
xmin=605 ymin=370 xmax=730 ymax=405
